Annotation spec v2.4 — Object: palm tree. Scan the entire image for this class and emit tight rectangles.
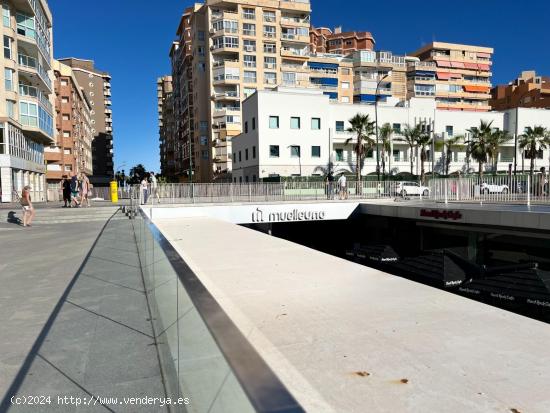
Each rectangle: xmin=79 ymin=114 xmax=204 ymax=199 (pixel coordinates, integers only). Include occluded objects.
xmin=400 ymin=124 xmax=423 ymax=175
xmin=379 ymin=123 xmax=393 ymax=178
xmin=435 ymin=135 xmax=464 ymax=176
xmin=519 ymin=126 xmax=548 ymax=181
xmin=346 ymin=114 xmax=376 ymax=186
xmin=486 ymin=130 xmax=511 ymax=175
xmin=466 ymin=120 xmax=493 ymax=179
xmin=416 ymin=132 xmax=433 ymax=184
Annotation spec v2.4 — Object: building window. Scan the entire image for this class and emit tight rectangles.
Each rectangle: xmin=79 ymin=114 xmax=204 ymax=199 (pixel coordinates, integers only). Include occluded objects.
xmin=335 ymin=121 xmax=345 ymax=132
xmin=264 ymin=56 xmax=276 ymax=69
xmin=311 ymin=118 xmax=321 ymax=130
xmin=290 ymin=145 xmax=301 ymax=158
xmin=243 ymin=23 xmax=256 ymax=36
xmin=341 ymin=96 xmax=350 ymax=103
xmin=60 ymin=79 xmax=68 ymax=86
xmin=263 ymin=11 xmax=276 ymax=22
xmin=19 ymin=101 xmax=38 ymax=126
xmin=252 ymin=175 xmax=257 ymax=182
xmin=290 ymin=117 xmax=300 ymax=129
xmin=62 ymin=114 xmax=70 ymax=121
xmin=245 ymin=121 xmax=248 ymax=133
xmin=61 ymin=96 xmax=69 ymax=103
xmin=6 ymin=100 xmax=15 ymax=119
xmin=269 ymin=116 xmax=279 ymax=129
xmin=264 ymin=72 xmax=276 ymax=85
xmin=446 ymin=125 xmax=454 ymax=136
xmin=252 ymin=117 xmax=256 ymax=130
xmin=198 ymin=30 xmax=205 ymax=41
xmin=243 ymin=55 xmax=256 ymax=68
xmin=252 ymin=146 xmax=256 ymax=158
xmin=16 ymin=12 xmax=35 ymax=39
xmin=202 ymin=150 xmax=208 ymax=160
xmin=392 ymin=123 xmax=401 ymax=133
xmin=63 ymin=131 xmax=70 ymax=138
xmin=4 ymin=68 xmax=13 ymax=91
xmin=263 ymin=42 xmax=276 ymax=54
xmin=270 ymin=145 xmax=279 ymax=157
xmin=245 ymin=176 xmax=249 ymax=183
xmin=3 ymin=35 xmax=12 ymax=59
xmin=312 ymin=146 xmax=321 ymax=158
xmin=200 ymin=136 xmax=208 ymax=146
xmin=243 ymin=8 xmax=255 ymax=19
xmin=233 ymin=152 xmax=236 ymax=163
xmin=243 ymin=39 xmax=256 ymax=52
xmin=335 ymin=149 xmax=344 ymax=161
xmin=245 ymin=148 xmax=249 ymax=160
xmin=244 ymin=71 xmax=257 ymax=83
xmin=239 ymin=151 xmax=242 ymax=162
xmin=341 ymin=81 xmax=350 ymax=89
xmin=2 ymin=4 xmax=10 ymax=28
xmin=200 ymin=121 xmax=208 ymax=131
xmin=263 ymin=25 xmax=276 ymax=38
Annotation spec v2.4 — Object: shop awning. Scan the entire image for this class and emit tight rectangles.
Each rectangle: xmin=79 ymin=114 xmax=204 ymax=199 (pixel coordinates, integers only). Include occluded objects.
xmin=464 ymin=62 xmax=479 ymax=70
xmin=437 ymin=72 xmax=452 ymax=80
xmin=451 ymin=61 xmax=465 ymax=68
xmin=436 ymin=60 xmax=452 ymax=68
xmin=477 ymin=64 xmax=491 ymax=71
xmin=464 ymin=85 xmax=490 ymax=93
xmin=308 ymin=61 xmax=339 ymax=70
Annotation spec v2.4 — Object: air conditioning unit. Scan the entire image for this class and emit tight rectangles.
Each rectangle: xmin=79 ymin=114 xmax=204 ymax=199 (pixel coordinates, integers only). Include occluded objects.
xmin=265 ymin=63 xmax=276 ymax=69
xmin=209 ymin=28 xmax=216 ymax=34
xmin=210 ymin=46 xmax=216 ymax=51
xmin=244 ymin=45 xmax=255 ymax=52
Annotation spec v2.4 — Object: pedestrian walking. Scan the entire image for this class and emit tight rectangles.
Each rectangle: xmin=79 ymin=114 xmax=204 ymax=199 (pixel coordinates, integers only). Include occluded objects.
xmin=326 ymin=172 xmax=334 ymax=200
xmin=141 ymin=176 xmax=149 ymax=205
xmin=20 ymin=185 xmax=36 ymax=227
xmin=80 ymin=173 xmax=91 ymax=207
xmin=338 ymin=174 xmax=348 ymax=200
xmin=149 ymin=172 xmax=160 ymax=204
xmin=62 ymin=176 xmax=71 ymax=207
xmin=70 ymin=173 xmax=80 ymax=207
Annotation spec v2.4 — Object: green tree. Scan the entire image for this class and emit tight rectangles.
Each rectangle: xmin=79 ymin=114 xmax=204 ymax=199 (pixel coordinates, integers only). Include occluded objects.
xmin=416 ymin=132 xmax=433 ymax=184
xmin=379 ymin=123 xmax=393 ymax=178
xmin=346 ymin=114 xmax=376 ymax=186
xmin=129 ymin=164 xmax=147 ymax=184
xmin=466 ymin=120 xmax=493 ymax=179
xmin=486 ymin=130 xmax=511 ymax=175
xmin=400 ymin=124 xmax=423 ymax=175
xmin=519 ymin=126 xmax=548 ymax=181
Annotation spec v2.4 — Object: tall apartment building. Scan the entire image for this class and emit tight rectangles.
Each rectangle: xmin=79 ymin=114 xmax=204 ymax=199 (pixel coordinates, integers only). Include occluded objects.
xmin=409 ymin=42 xmax=493 ymax=111
xmin=58 ymin=58 xmax=114 ymax=186
xmin=491 ymin=70 xmax=550 ymax=111
xmin=170 ymin=0 xmax=314 ymax=182
xmin=310 ymin=26 xmax=375 ymax=55
xmin=44 ymin=60 xmax=93 ymax=193
xmin=0 ymin=0 xmax=54 ymax=202
xmin=157 ymin=75 xmax=175 ymax=177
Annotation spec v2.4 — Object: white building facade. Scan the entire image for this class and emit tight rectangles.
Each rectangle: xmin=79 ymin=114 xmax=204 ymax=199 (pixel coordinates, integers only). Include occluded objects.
xmin=232 ymin=88 xmax=550 ymax=181
xmin=0 ymin=0 xmax=54 ymax=202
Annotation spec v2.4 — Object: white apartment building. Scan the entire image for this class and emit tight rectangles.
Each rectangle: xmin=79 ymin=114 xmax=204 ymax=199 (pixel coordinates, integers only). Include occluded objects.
xmin=1 ymin=0 xmax=54 ymax=202
xmin=232 ymin=88 xmax=550 ymax=181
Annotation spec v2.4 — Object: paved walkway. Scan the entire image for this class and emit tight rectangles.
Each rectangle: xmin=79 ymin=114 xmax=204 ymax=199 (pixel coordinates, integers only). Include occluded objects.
xmin=0 ymin=212 xmax=167 ymax=412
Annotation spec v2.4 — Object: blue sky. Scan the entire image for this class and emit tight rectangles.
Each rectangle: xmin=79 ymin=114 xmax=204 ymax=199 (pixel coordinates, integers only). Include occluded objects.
xmin=50 ymin=0 xmax=550 ymax=173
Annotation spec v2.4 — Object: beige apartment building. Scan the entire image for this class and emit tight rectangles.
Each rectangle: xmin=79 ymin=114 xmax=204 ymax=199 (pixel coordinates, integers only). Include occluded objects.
xmin=44 ymin=60 xmax=93 ymax=194
xmin=169 ymin=0 xmax=374 ymax=182
xmin=58 ymin=58 xmax=114 ymax=185
xmin=157 ymin=75 xmax=175 ymax=177
xmin=0 ymin=0 xmax=54 ymax=202
xmin=409 ymin=42 xmax=493 ymax=111
xmin=310 ymin=26 xmax=375 ymax=55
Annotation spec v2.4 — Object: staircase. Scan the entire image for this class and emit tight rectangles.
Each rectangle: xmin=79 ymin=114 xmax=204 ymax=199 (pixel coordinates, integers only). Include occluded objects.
xmin=2 ymin=206 xmax=123 ymax=225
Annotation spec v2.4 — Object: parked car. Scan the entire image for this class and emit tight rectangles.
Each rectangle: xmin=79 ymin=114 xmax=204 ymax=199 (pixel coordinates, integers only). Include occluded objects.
xmin=394 ymin=181 xmax=430 ymax=197
xmin=476 ymin=182 xmax=509 ymax=194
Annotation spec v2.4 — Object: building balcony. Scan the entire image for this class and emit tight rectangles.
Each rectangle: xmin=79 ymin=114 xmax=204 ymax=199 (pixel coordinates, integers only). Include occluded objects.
xmin=281 ymin=47 xmax=309 ymax=58
xmin=210 ymin=9 xmax=238 ymax=22
xmin=280 ymin=0 xmax=311 ymax=12
xmin=213 ymin=106 xmax=241 ymax=118
xmin=211 ymin=91 xmax=240 ymax=101
xmin=104 ymin=89 xmax=111 ymax=97
xmin=212 ymin=59 xmax=239 ymax=69
xmin=280 ymin=16 xmax=311 ymax=27
xmin=17 ymin=33 xmax=52 ymax=69
xmin=44 ymin=148 xmax=62 ymax=162
xmin=105 ymin=108 xmax=112 ymax=114
xmin=210 ymin=44 xmax=240 ymax=54
xmin=281 ymin=33 xmax=310 ymax=44
xmin=17 ymin=54 xmax=52 ymax=92
xmin=213 ymin=74 xmax=240 ymax=85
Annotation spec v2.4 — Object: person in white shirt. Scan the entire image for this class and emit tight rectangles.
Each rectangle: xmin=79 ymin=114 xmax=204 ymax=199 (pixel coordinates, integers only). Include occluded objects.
xmin=149 ymin=172 xmax=160 ymax=204
xmin=338 ymin=174 xmax=348 ymax=200
xmin=140 ymin=177 xmax=148 ymax=205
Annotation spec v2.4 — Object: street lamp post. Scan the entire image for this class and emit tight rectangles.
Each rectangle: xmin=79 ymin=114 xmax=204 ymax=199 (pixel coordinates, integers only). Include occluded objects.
xmin=375 ymin=74 xmax=390 ymax=181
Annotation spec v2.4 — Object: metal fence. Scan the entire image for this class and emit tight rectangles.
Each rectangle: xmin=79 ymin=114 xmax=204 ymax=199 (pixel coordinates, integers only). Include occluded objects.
xmin=127 ymin=175 xmax=550 ymax=207
xmin=428 ymin=174 xmax=549 ymax=205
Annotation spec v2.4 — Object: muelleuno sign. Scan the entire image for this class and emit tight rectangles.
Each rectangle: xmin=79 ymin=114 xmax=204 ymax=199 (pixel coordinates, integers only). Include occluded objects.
xmin=252 ymin=208 xmax=326 ymax=223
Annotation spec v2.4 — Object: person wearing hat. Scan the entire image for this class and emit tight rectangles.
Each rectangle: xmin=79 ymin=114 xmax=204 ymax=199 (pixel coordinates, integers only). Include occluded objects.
xmin=20 ymin=185 xmax=36 ymax=227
